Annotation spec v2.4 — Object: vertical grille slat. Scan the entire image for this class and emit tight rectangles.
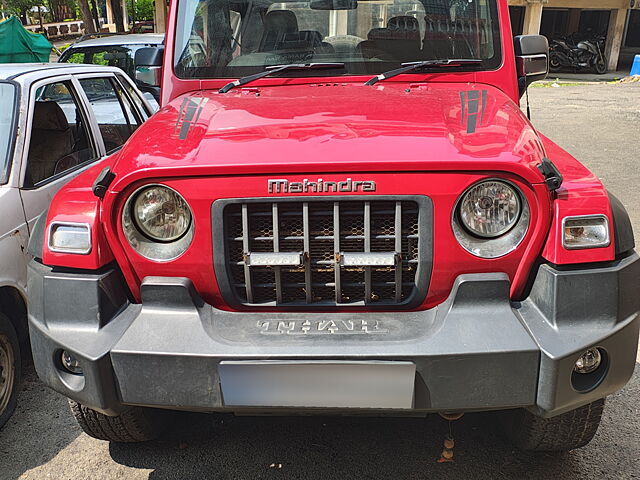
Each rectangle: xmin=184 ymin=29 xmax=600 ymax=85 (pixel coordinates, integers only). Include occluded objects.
xmin=364 ymin=201 xmax=372 ymax=304
xmin=241 ymin=204 xmax=253 ymax=303
xmin=302 ymin=202 xmax=312 ymax=303
xmin=272 ymin=203 xmax=283 ymax=304
xmin=333 ymin=202 xmax=342 ymax=303
xmin=394 ymin=201 xmax=402 ymax=303
xmin=222 ymin=197 xmax=426 ymax=308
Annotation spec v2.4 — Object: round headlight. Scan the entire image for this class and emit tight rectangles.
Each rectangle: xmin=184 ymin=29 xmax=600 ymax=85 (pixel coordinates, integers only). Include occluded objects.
xmin=122 ymin=185 xmax=194 ymax=262
xmin=459 ymin=180 xmax=521 ymax=238
xmin=452 ymin=179 xmax=530 ymax=259
xmin=132 ymin=186 xmax=191 ymax=242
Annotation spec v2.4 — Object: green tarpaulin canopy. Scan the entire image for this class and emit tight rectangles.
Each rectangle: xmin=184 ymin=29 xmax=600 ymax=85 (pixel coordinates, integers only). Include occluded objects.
xmin=0 ymin=16 xmax=52 ymax=63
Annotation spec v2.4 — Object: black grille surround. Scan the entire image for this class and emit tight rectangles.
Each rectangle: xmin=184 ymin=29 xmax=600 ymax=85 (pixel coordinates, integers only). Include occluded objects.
xmin=212 ymin=196 xmax=433 ymax=309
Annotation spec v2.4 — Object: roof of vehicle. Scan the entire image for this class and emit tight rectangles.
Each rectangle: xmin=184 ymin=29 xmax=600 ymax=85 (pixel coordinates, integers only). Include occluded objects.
xmin=69 ymin=33 xmax=165 ymax=48
xmin=0 ymin=63 xmax=125 ymax=81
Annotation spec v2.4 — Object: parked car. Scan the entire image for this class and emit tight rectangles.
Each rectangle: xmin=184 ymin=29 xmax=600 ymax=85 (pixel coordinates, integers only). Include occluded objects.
xmin=28 ymin=0 xmax=638 ymax=452
xmin=130 ymin=21 xmax=155 ymax=34
xmin=58 ymin=33 xmax=164 ymax=106
xmin=0 ymin=63 xmax=154 ymax=430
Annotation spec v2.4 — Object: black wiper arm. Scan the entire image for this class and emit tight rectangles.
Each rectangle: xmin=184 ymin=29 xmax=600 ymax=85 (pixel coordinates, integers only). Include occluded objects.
xmin=364 ymin=59 xmax=483 ymax=86
xmin=219 ymin=63 xmax=345 ymax=93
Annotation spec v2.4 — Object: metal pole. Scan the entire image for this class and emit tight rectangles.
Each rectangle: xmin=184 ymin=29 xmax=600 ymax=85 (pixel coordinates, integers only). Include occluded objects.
xmin=37 ymin=5 xmax=43 ymax=32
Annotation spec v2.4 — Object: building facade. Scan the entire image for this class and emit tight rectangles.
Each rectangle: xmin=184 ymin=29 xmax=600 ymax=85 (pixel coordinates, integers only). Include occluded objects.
xmin=509 ymin=0 xmax=640 ymax=71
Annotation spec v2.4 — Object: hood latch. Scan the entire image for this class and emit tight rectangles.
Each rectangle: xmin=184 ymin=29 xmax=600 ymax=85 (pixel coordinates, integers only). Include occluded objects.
xmin=92 ymin=167 xmax=115 ymax=199
xmin=537 ymin=157 xmax=563 ymax=191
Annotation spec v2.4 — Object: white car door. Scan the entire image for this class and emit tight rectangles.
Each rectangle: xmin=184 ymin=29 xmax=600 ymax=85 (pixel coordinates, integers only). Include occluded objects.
xmin=0 ymin=80 xmax=30 ymax=296
xmin=18 ymin=71 xmax=150 ymax=229
xmin=73 ymin=72 xmax=146 ymax=156
xmin=18 ymin=74 xmax=106 ymax=229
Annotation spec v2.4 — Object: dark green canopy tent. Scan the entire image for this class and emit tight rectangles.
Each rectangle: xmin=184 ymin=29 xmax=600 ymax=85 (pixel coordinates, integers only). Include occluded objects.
xmin=0 ymin=16 xmax=52 ymax=63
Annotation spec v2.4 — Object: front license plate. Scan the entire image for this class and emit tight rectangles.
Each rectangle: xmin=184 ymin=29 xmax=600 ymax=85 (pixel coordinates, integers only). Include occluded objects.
xmin=219 ymin=361 xmax=415 ymax=409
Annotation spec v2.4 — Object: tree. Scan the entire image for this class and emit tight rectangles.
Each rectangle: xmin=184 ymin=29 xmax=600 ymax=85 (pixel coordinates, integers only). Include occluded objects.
xmin=109 ymin=0 xmax=123 ymax=31
xmin=127 ymin=0 xmax=153 ymax=21
xmin=77 ymin=0 xmax=96 ymax=32
xmin=46 ymin=0 xmax=66 ymax=22
xmin=5 ymin=0 xmax=41 ymax=24
xmin=46 ymin=0 xmax=77 ymax=22
xmin=89 ymin=0 xmax=98 ymax=29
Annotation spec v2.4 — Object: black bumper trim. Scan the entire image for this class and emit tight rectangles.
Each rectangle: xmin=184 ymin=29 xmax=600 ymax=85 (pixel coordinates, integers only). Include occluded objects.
xmin=27 ymin=253 xmax=640 ymax=417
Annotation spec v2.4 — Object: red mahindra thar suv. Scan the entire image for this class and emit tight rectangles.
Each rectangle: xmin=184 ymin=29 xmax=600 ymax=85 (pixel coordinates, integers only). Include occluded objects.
xmin=27 ymin=0 xmax=638 ymax=450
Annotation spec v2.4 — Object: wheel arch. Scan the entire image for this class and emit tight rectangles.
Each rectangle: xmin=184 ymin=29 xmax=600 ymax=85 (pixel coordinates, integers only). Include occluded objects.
xmin=0 ymin=285 xmax=28 ymax=344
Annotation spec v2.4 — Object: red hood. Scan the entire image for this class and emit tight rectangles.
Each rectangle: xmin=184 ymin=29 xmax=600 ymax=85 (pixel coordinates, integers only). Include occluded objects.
xmin=111 ymin=82 xmax=547 ymax=191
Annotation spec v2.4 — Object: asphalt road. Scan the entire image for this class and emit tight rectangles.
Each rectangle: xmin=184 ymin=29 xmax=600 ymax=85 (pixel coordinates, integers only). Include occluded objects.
xmin=1 ymin=82 xmax=639 ymax=480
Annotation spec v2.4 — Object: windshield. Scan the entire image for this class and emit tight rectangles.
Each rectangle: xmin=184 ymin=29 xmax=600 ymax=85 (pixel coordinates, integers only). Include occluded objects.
xmin=174 ymin=0 xmax=501 ymax=79
xmin=60 ymin=45 xmax=146 ymax=77
xmin=0 ymin=82 xmax=17 ymax=184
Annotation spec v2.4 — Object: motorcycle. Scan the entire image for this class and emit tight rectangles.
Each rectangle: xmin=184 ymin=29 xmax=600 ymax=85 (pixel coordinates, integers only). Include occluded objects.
xmin=549 ymin=36 xmax=607 ymax=74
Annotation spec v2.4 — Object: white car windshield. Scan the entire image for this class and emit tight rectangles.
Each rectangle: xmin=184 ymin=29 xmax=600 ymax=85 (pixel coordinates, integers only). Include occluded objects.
xmin=174 ymin=0 xmax=501 ymax=79
xmin=60 ymin=45 xmax=145 ymax=78
xmin=0 ymin=82 xmax=17 ymax=184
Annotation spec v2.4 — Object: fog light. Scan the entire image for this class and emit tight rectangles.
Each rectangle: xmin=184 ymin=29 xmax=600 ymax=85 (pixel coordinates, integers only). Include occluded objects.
xmin=574 ymin=348 xmax=602 ymax=374
xmin=341 ymin=252 xmax=398 ymax=266
xmin=61 ymin=351 xmax=83 ymax=375
xmin=247 ymin=252 xmax=303 ymax=266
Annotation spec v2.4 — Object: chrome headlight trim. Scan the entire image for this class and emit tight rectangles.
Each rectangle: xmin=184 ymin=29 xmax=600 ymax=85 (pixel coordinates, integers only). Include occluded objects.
xmin=452 ymin=179 xmax=530 ymax=259
xmin=122 ymin=184 xmax=194 ymax=262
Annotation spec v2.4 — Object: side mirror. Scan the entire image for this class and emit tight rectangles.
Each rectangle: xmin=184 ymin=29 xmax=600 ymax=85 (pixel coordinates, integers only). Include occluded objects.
xmin=135 ymin=46 xmax=164 ymax=67
xmin=134 ymin=46 xmax=164 ymax=88
xmin=514 ymin=35 xmax=548 ymax=94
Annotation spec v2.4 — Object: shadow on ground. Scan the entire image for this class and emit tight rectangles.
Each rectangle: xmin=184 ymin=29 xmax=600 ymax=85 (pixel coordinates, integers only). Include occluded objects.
xmin=108 ymin=412 xmax=570 ymax=480
xmin=108 ymin=364 xmax=639 ymax=480
xmin=0 ymin=365 xmax=81 ymax=479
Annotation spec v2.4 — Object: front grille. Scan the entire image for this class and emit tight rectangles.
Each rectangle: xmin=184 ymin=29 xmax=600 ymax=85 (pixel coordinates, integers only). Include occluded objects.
xmin=214 ymin=196 xmax=431 ymax=308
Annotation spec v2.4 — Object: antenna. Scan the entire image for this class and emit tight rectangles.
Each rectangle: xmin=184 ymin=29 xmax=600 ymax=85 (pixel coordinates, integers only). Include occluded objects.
xmin=525 ymin=83 xmax=531 ymax=121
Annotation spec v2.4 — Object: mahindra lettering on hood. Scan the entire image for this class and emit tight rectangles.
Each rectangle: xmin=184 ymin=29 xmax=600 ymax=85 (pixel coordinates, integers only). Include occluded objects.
xmin=27 ymin=0 xmax=638 ymax=451
xmin=268 ymin=178 xmax=377 ymax=193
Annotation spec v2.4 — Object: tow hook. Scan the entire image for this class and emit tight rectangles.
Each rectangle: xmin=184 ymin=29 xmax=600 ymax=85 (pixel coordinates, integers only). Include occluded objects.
xmin=437 ymin=412 xmax=464 ymax=463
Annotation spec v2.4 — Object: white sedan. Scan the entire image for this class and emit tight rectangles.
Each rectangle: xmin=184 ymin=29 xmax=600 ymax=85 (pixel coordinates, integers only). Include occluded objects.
xmin=0 ymin=63 xmax=153 ymax=429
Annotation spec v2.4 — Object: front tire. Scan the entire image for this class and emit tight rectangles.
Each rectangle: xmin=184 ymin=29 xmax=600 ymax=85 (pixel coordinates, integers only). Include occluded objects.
xmin=69 ymin=400 xmax=164 ymax=442
xmin=0 ymin=313 xmax=21 ymax=430
xmin=594 ymin=55 xmax=607 ymax=74
xmin=549 ymin=52 xmax=562 ymax=73
xmin=501 ymin=398 xmax=605 ymax=451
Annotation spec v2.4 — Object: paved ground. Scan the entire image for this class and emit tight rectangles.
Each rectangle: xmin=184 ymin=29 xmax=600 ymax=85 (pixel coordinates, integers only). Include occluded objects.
xmin=1 ymin=82 xmax=639 ymax=480
xmin=546 ymin=70 xmax=631 ymax=83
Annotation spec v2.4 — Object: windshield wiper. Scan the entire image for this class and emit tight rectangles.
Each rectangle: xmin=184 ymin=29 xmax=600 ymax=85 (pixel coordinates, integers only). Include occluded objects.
xmin=219 ymin=63 xmax=345 ymax=93
xmin=364 ymin=59 xmax=483 ymax=86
